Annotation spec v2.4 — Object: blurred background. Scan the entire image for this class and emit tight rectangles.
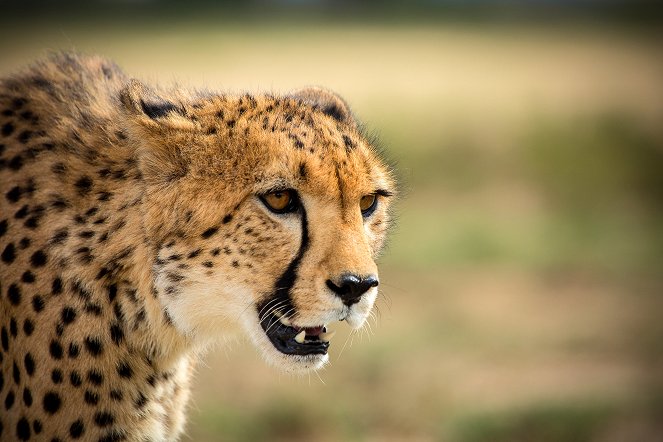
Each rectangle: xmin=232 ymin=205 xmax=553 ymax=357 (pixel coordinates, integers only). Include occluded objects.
xmin=1 ymin=1 xmax=662 ymax=440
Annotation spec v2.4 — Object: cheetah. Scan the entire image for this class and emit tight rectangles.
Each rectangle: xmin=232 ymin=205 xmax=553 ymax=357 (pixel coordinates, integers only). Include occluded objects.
xmin=0 ymin=53 xmax=395 ymax=441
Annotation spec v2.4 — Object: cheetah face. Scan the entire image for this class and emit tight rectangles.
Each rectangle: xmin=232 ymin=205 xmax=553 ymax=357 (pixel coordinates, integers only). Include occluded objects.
xmin=122 ymin=83 xmax=395 ymax=372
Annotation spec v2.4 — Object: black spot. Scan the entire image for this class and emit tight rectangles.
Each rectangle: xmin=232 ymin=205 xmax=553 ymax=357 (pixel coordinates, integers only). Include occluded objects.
xmin=110 ymin=389 xmax=123 ymax=401
xmin=61 ymin=307 xmax=77 ymax=324
xmin=42 ymin=391 xmax=62 ymax=414
xmin=2 ymin=242 xmax=16 ymax=263
xmin=70 ymin=371 xmax=82 ymax=387
xmin=49 ymin=340 xmax=63 ymax=359
xmin=201 ymin=226 xmax=219 ymax=239
xmin=117 ymin=362 xmax=133 ymax=379
xmin=98 ymin=429 xmax=126 ymax=442
xmin=5 ymin=390 xmax=15 ymax=409
xmin=23 ymin=319 xmax=34 ymax=336
xmin=0 ymin=219 xmax=7 ymax=237
xmin=50 ymin=229 xmax=69 ymax=244
xmin=94 ymin=411 xmax=114 ymax=427
xmin=51 ymin=162 xmax=67 ymax=174
xmin=51 ymin=369 xmax=63 ymax=384
xmin=9 ymin=154 xmax=23 ymax=170
xmin=79 ymin=230 xmax=95 ymax=239
xmin=68 ymin=342 xmax=80 ymax=358
xmin=289 ymin=134 xmax=304 ymax=148
xmin=9 ymin=318 xmax=17 ymax=337
xmin=13 ymin=361 xmax=20 ymax=384
xmin=19 ymin=237 xmax=30 ymax=249
xmin=84 ymin=302 xmax=103 ymax=316
xmin=32 ymin=420 xmax=42 ymax=434
xmin=52 ymin=277 xmax=63 ymax=295
xmin=70 ymin=420 xmax=85 ymax=439
xmin=1 ymin=327 xmax=8 ymax=351
xmin=107 ymin=284 xmax=118 ymax=302
xmin=84 ymin=336 xmax=103 ymax=357
xmin=87 ymin=370 xmax=103 ymax=386
xmin=22 ymin=387 xmax=32 ymax=406
xmin=134 ymin=392 xmax=148 ymax=409
xmin=6 ymin=186 xmax=22 ymax=202
xmin=16 ymin=417 xmax=30 ymax=441
xmin=8 ymin=283 xmax=21 ymax=306
xmin=110 ymin=323 xmax=124 ymax=345
xmin=21 ymin=271 xmax=36 ymax=284
xmin=74 ymin=176 xmax=93 ymax=195
xmin=1 ymin=122 xmax=14 ymax=137
xmin=32 ymin=295 xmax=45 ymax=312
xmin=84 ymin=390 xmax=99 ymax=405
xmin=299 ymin=163 xmax=307 ymax=178
xmin=18 ymin=130 xmax=32 ymax=144
xmin=187 ymin=249 xmax=202 ymax=259
xmin=14 ymin=205 xmax=29 ymax=218
xmin=97 ymin=191 xmax=112 ymax=201
xmin=30 ymin=250 xmax=48 ymax=267
xmin=24 ymin=353 xmax=35 ymax=376
xmin=232 ymin=260 xmax=239 ymax=268
xmin=0 ymin=371 xmax=3 ymax=391
xmin=222 ymin=214 xmax=233 ymax=224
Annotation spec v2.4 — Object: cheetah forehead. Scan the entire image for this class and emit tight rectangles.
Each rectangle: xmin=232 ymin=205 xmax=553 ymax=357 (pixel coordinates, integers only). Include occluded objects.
xmin=122 ymin=86 xmax=395 ymax=199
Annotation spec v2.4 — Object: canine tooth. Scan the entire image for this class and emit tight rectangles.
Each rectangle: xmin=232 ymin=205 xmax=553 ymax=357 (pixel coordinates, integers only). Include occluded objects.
xmin=294 ymin=330 xmax=306 ymax=344
xmin=319 ymin=330 xmax=336 ymax=342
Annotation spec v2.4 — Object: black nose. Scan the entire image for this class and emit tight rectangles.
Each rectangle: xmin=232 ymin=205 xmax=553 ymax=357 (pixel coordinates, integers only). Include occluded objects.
xmin=326 ymin=274 xmax=379 ymax=305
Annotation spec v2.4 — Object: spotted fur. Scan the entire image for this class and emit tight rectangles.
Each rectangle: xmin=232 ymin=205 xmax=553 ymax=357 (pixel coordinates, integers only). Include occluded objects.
xmin=0 ymin=53 xmax=395 ymax=441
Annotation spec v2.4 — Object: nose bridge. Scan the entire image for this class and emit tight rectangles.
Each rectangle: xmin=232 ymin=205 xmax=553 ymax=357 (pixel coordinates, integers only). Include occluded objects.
xmin=326 ymin=221 xmax=377 ymax=277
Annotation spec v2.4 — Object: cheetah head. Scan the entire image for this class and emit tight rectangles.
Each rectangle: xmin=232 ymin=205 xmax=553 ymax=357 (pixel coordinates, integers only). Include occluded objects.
xmin=121 ymin=82 xmax=395 ymax=373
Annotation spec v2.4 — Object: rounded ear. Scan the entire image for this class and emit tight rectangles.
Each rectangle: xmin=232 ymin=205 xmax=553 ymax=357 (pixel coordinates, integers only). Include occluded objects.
xmin=290 ymin=87 xmax=356 ymax=127
xmin=120 ymin=79 xmax=179 ymax=122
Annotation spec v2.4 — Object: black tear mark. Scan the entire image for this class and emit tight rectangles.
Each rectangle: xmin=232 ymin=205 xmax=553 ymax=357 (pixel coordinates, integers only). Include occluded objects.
xmin=257 ymin=204 xmax=309 ymax=319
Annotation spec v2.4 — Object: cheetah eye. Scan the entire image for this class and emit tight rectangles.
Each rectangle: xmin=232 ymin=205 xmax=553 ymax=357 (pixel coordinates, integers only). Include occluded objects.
xmin=359 ymin=194 xmax=378 ymax=217
xmin=260 ymin=189 xmax=300 ymax=214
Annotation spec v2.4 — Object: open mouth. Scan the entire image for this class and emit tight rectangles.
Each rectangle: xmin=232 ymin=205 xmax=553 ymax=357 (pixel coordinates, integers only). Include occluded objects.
xmin=259 ymin=311 xmax=335 ymax=356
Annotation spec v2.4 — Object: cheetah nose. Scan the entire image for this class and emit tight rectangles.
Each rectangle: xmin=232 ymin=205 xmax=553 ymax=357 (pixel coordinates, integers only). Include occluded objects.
xmin=326 ymin=273 xmax=379 ymax=306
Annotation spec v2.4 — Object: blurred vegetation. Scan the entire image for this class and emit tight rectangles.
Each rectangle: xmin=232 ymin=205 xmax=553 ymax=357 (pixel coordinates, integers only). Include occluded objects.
xmin=1 ymin=4 xmax=662 ymax=441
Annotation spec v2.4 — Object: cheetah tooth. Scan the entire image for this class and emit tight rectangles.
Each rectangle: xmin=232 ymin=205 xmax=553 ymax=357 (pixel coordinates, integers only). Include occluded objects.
xmin=294 ymin=330 xmax=306 ymax=344
xmin=319 ymin=330 xmax=336 ymax=342
xmin=278 ymin=315 xmax=292 ymax=327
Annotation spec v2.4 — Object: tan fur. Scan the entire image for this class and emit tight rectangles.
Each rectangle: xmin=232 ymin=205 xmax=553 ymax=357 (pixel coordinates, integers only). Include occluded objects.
xmin=0 ymin=53 xmax=395 ymax=441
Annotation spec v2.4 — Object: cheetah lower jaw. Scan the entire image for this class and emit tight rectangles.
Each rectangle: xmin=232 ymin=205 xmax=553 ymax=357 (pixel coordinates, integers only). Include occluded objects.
xmin=276 ymin=313 xmax=335 ymax=343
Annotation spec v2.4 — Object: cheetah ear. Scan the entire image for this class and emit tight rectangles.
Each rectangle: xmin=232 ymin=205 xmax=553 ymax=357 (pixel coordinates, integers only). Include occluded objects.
xmin=290 ymin=87 xmax=357 ymax=127
xmin=120 ymin=80 xmax=190 ymax=182
xmin=120 ymin=79 xmax=194 ymax=130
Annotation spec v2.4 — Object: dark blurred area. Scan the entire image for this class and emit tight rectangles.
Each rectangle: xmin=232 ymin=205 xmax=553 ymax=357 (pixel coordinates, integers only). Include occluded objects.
xmin=1 ymin=1 xmax=662 ymax=441
xmin=1 ymin=0 xmax=662 ymax=23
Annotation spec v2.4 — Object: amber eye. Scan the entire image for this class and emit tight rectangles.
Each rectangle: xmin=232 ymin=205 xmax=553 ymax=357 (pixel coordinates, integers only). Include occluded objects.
xmin=359 ymin=194 xmax=378 ymax=217
xmin=260 ymin=189 xmax=299 ymax=214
